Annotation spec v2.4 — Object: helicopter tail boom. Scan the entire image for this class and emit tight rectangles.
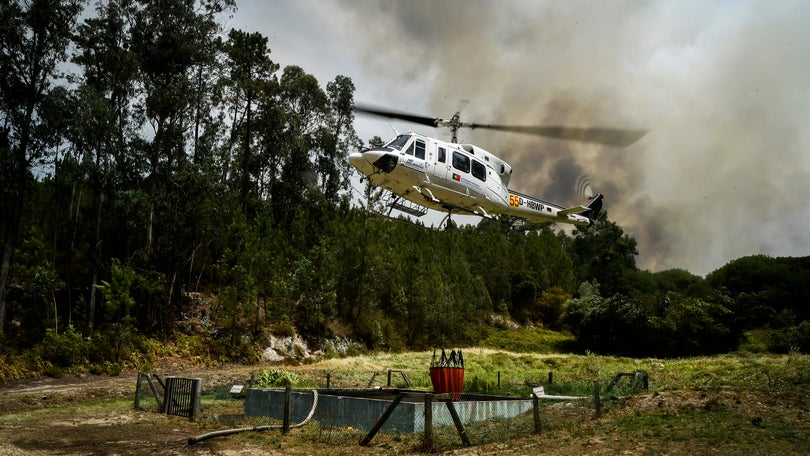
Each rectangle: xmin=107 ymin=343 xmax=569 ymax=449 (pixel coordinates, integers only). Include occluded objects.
xmin=504 ymin=191 xmax=603 ymax=227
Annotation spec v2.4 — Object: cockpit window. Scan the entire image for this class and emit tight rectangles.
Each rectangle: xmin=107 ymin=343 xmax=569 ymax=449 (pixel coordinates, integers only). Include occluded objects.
xmin=385 ymin=134 xmax=410 ymax=151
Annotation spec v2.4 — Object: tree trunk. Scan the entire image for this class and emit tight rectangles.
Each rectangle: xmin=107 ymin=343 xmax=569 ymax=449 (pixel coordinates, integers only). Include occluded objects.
xmin=88 ymin=268 xmax=98 ymax=333
xmin=0 ymin=223 xmax=17 ymax=336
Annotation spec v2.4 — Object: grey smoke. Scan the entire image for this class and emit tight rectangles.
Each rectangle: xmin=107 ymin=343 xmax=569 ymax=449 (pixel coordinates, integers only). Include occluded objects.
xmin=331 ymin=0 xmax=810 ymax=276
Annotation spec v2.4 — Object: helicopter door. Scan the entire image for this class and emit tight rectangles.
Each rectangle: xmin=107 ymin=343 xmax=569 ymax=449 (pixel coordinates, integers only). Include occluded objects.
xmin=433 ymin=146 xmax=451 ymax=180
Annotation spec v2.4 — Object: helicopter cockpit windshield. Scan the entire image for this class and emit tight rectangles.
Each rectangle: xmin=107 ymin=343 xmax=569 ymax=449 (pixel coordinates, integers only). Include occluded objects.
xmin=385 ymin=134 xmax=411 ymax=150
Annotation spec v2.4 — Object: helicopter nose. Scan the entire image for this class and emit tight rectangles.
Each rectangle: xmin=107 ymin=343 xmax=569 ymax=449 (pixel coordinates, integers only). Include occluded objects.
xmin=349 ymin=149 xmax=398 ymax=174
xmin=348 ymin=151 xmax=372 ymax=174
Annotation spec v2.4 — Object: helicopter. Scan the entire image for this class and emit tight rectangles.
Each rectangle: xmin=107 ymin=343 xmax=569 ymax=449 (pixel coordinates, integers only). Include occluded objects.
xmin=349 ymin=104 xmax=647 ymax=228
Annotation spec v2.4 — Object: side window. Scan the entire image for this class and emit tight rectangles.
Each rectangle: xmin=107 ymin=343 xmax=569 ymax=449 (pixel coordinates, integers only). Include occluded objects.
xmin=438 ymin=147 xmax=446 ymax=163
xmin=471 ymin=160 xmax=486 ymax=181
xmin=405 ymin=142 xmax=415 ymax=156
xmin=415 ymin=139 xmax=425 ymax=159
xmin=452 ymin=151 xmax=470 ymax=173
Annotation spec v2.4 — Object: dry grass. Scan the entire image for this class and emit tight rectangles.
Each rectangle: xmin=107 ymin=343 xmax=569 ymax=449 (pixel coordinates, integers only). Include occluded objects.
xmin=1 ymin=350 xmax=808 ymax=454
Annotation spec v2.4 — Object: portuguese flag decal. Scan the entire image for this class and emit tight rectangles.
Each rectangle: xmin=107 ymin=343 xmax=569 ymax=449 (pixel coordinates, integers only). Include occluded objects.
xmin=452 ymin=173 xmax=461 ymax=181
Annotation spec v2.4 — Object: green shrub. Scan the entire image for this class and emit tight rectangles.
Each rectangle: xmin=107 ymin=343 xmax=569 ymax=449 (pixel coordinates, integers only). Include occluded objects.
xmin=767 ymin=321 xmax=810 ymax=353
xmin=563 ymin=292 xmax=741 ymax=357
xmin=479 ymin=327 xmax=576 ymax=353
xmin=0 ymin=351 xmax=31 ymax=382
xmin=252 ymin=368 xmax=310 ymax=388
xmin=38 ymin=325 xmax=89 ymax=368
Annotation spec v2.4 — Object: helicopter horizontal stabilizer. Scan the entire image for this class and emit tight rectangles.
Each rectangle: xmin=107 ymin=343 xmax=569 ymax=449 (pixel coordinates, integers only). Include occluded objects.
xmin=558 ymin=205 xmax=589 ymax=216
xmin=560 ymin=193 xmax=603 ymax=221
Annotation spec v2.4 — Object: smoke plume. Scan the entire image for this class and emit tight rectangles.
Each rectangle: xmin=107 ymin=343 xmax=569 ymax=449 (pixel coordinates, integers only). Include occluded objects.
xmin=335 ymin=0 xmax=810 ymax=275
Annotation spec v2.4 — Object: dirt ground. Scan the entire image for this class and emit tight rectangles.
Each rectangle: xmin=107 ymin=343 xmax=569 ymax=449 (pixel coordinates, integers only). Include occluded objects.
xmin=0 ymin=368 xmax=251 ymax=456
xmin=1 ymin=368 xmax=809 ymax=455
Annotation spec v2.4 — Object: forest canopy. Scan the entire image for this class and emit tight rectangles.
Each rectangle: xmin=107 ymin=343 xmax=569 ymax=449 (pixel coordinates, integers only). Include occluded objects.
xmin=1 ymin=0 xmax=808 ymax=377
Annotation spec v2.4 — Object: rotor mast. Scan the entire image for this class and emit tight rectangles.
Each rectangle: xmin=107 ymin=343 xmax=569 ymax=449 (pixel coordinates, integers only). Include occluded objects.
xmin=437 ymin=112 xmax=464 ymax=143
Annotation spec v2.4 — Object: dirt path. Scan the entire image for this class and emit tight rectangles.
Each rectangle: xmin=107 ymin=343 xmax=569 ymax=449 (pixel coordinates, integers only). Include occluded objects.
xmin=0 ymin=367 xmax=259 ymax=455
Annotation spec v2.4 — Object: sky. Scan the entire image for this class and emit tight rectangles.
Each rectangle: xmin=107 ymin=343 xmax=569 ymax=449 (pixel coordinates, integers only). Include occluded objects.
xmin=227 ymin=0 xmax=810 ymax=277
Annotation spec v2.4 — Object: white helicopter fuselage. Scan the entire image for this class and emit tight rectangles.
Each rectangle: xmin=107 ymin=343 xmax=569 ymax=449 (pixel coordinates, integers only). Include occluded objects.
xmin=348 ymin=132 xmax=598 ymax=227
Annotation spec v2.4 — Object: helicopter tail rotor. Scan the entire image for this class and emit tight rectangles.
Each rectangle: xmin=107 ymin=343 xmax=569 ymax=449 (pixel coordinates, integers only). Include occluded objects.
xmin=576 ymin=175 xmax=595 ymax=199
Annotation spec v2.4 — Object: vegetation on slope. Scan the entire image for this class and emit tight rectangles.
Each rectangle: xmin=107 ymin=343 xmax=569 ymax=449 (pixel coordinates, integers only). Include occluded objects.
xmin=1 ymin=1 xmax=809 ymax=383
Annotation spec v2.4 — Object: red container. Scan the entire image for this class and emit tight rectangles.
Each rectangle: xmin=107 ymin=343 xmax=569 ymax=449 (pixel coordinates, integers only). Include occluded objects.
xmin=430 ymin=367 xmax=464 ymax=400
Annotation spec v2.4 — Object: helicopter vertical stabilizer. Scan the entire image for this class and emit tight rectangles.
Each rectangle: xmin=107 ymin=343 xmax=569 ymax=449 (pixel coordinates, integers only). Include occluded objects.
xmin=585 ymin=193 xmax=603 ymax=221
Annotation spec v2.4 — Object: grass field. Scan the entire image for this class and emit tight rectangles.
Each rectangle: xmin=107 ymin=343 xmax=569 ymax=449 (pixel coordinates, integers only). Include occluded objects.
xmin=1 ymin=329 xmax=809 ymax=455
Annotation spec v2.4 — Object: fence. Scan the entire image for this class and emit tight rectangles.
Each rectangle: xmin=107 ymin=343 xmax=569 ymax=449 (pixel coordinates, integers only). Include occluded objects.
xmin=134 ymin=373 xmax=202 ymax=421
xmin=282 ymin=370 xmax=648 ymax=452
xmin=154 ymin=367 xmax=648 ymax=452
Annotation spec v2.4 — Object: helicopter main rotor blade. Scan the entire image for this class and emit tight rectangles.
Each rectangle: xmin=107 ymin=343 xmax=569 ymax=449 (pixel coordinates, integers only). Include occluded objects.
xmin=353 ymin=104 xmax=439 ymax=128
xmin=354 ymin=102 xmax=648 ymax=147
xmin=468 ymin=123 xmax=648 ymax=147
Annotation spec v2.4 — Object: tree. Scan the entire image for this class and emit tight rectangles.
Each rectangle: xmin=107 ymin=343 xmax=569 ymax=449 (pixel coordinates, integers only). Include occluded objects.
xmin=0 ymin=0 xmax=85 ymax=335
xmin=71 ymin=0 xmax=140 ymax=331
xmin=129 ymin=0 xmax=234 ymax=251
xmin=220 ymin=28 xmax=278 ymax=213
xmin=316 ymin=75 xmax=359 ymax=201
xmin=271 ymin=65 xmax=326 ymax=230
xmin=571 ymin=211 xmax=639 ymax=296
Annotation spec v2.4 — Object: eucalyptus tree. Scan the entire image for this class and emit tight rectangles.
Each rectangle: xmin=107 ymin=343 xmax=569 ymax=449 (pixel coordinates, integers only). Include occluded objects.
xmin=70 ymin=0 xmax=140 ymax=331
xmin=129 ymin=0 xmax=234 ymax=250
xmin=316 ymin=75 xmax=360 ymax=201
xmin=122 ymin=0 xmax=236 ymax=328
xmin=220 ymin=28 xmax=278 ymax=213
xmin=271 ymin=65 xmax=327 ymax=231
xmin=0 ymin=0 xmax=85 ymax=335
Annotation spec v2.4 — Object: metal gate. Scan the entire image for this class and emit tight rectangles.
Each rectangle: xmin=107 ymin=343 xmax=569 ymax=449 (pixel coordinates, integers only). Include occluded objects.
xmin=163 ymin=376 xmax=202 ymax=421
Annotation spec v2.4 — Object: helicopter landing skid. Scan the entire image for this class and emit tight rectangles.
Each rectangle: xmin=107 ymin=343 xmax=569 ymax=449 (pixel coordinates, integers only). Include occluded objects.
xmin=385 ymin=195 xmax=428 ymax=218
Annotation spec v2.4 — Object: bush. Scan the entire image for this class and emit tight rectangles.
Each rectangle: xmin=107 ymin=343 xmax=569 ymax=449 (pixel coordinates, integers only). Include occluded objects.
xmin=252 ymin=368 xmax=309 ymax=388
xmin=563 ymin=292 xmax=741 ymax=357
xmin=479 ymin=327 xmax=577 ymax=353
xmin=767 ymin=321 xmax=810 ymax=353
xmin=37 ymin=326 xmax=89 ymax=368
xmin=88 ymin=324 xmax=160 ymax=370
xmin=0 ymin=351 xmax=31 ymax=382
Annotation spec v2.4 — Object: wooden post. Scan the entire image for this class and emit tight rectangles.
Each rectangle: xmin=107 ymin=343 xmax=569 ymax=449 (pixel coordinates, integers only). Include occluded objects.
xmin=532 ymin=393 xmax=542 ymax=434
xmin=367 ymin=371 xmax=378 ymax=388
xmin=548 ymin=371 xmax=553 ymax=384
xmin=497 ymin=371 xmax=501 ymax=390
xmin=326 ymin=372 xmax=331 ymax=388
xmin=162 ymin=376 xmax=174 ymax=414
xmin=134 ymin=373 xmax=143 ymax=409
xmin=361 ymin=394 xmax=404 ymax=446
xmin=444 ymin=400 xmax=471 ymax=447
xmin=190 ymin=378 xmax=202 ymax=422
xmin=387 ymin=369 xmax=393 ymax=387
xmin=424 ymin=393 xmax=434 ymax=449
xmin=282 ymin=386 xmax=291 ymax=435
xmin=593 ymin=380 xmax=602 ymax=417
xmin=145 ymin=374 xmax=163 ymax=412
